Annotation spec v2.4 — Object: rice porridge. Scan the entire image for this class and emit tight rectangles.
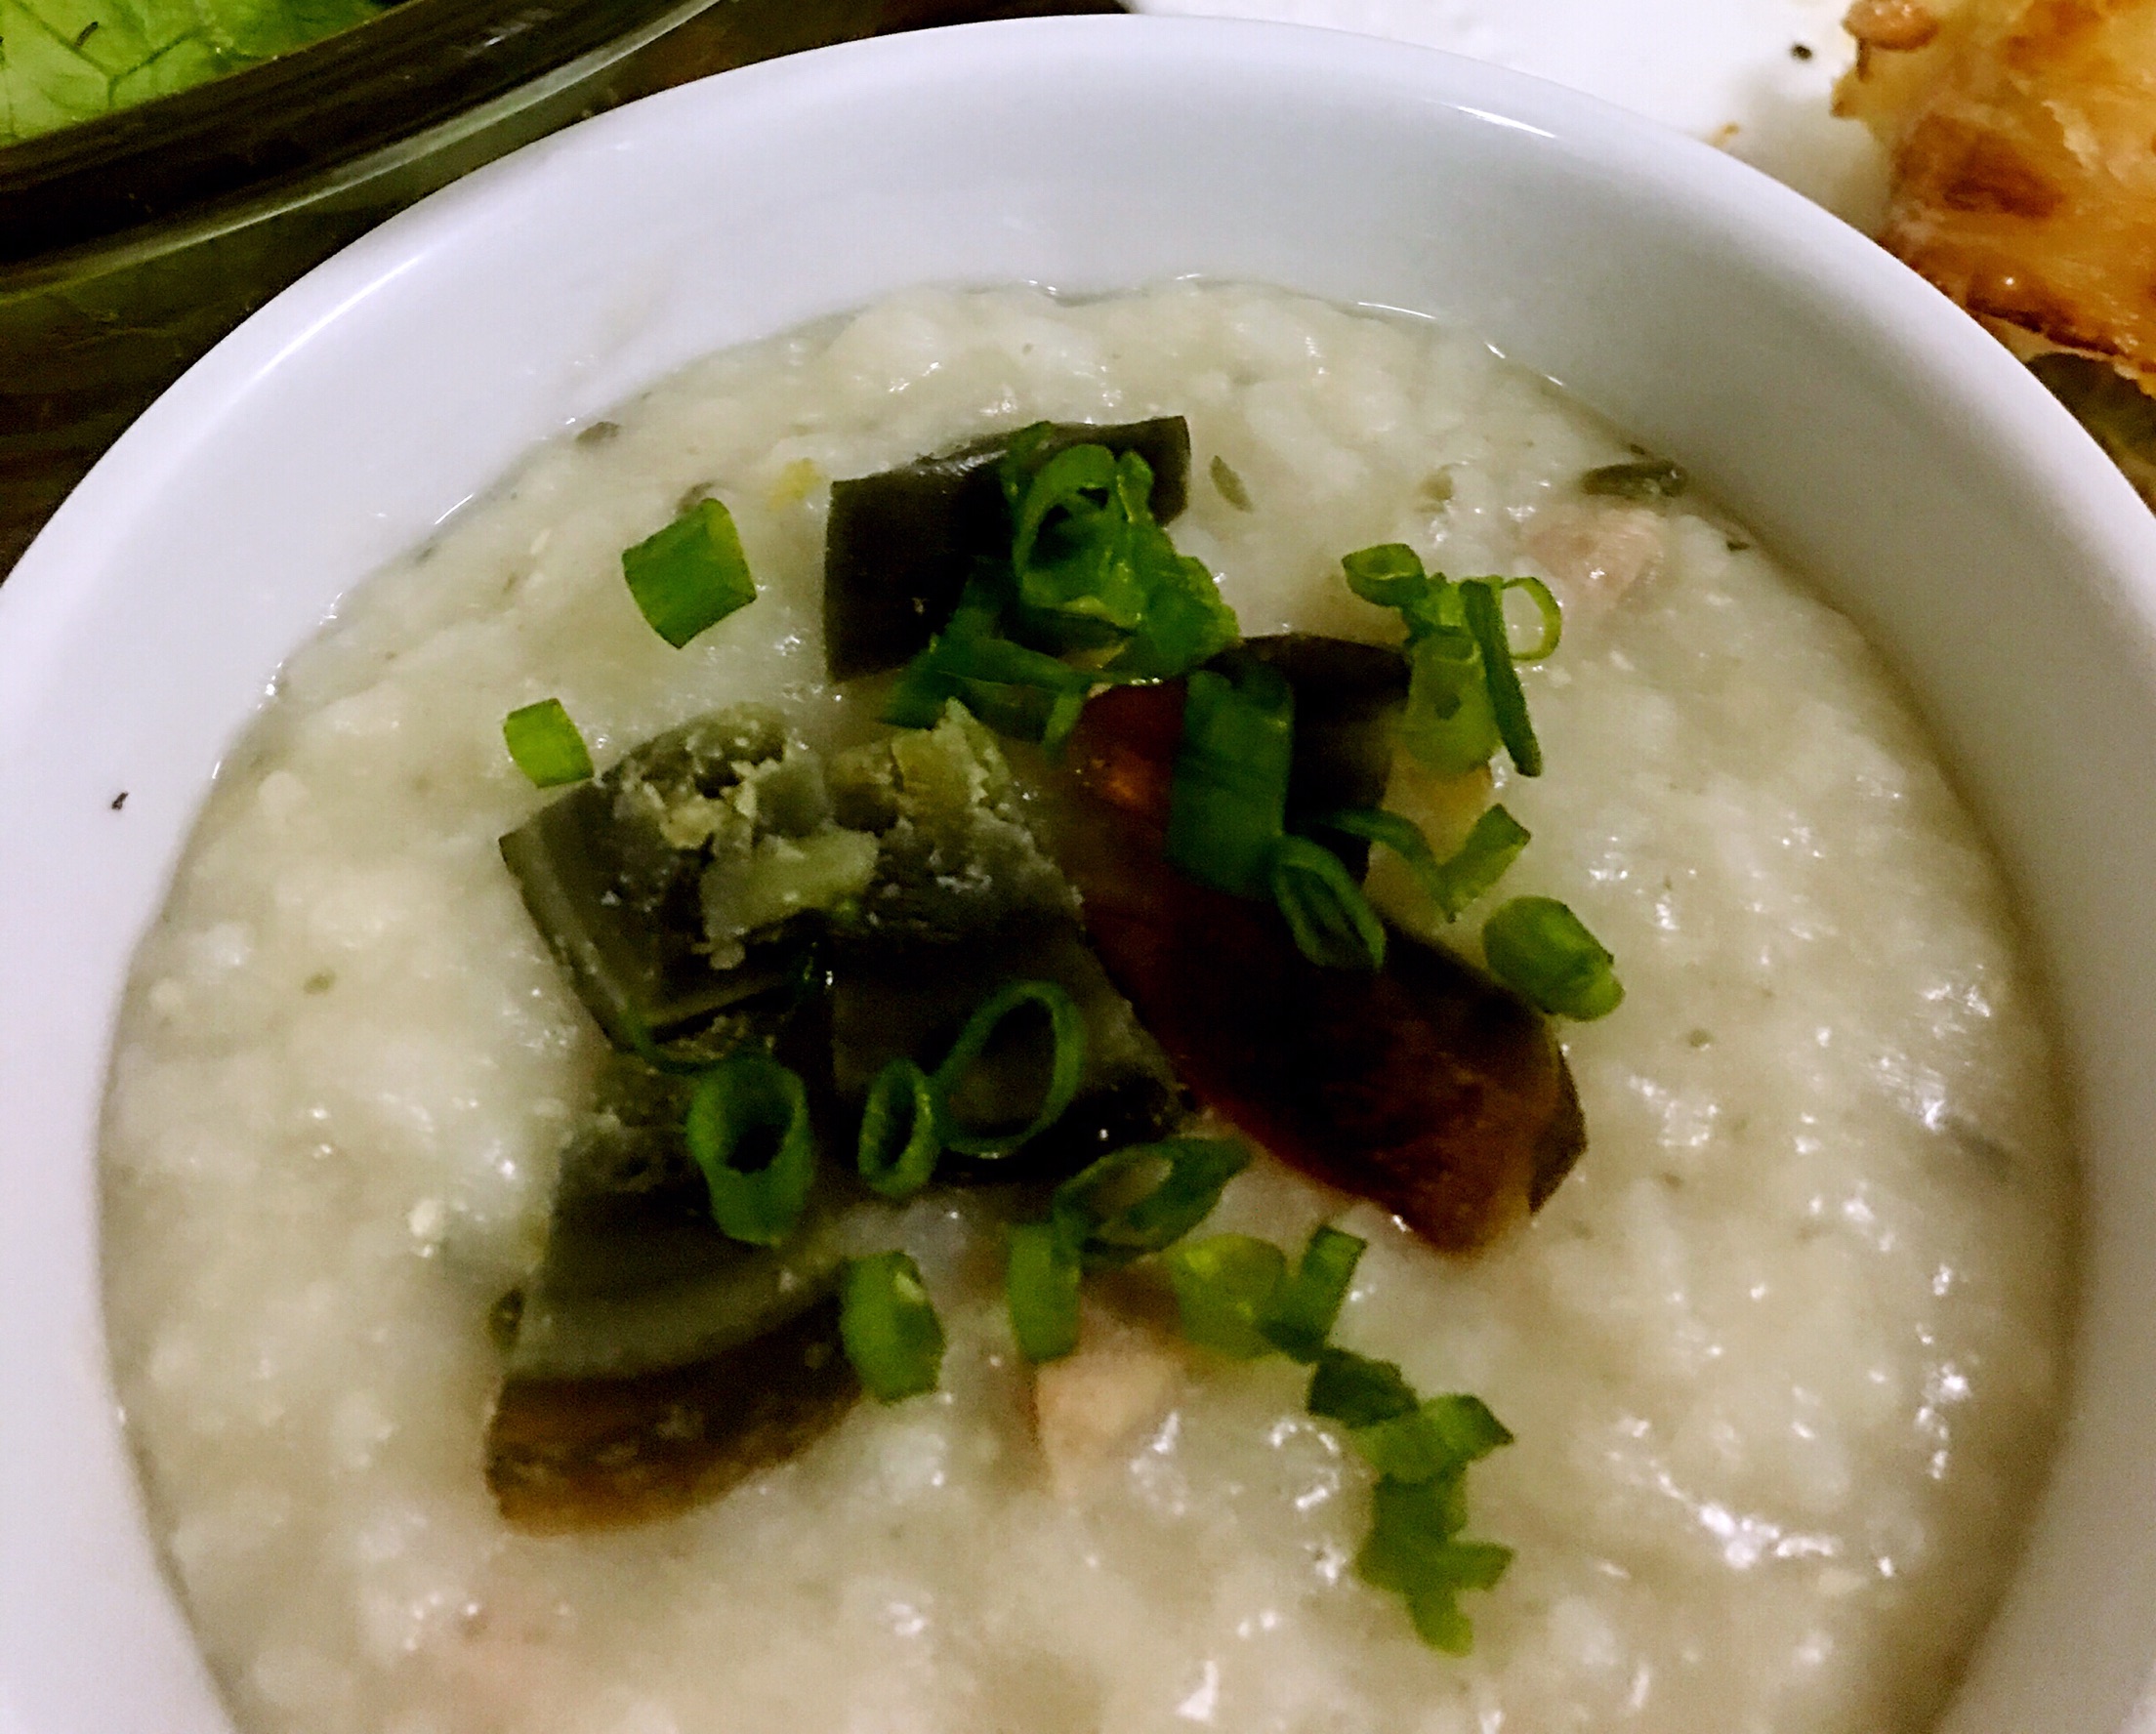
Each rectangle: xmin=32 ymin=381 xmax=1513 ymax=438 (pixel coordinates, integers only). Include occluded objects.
xmin=101 ymin=282 xmax=2073 ymax=1734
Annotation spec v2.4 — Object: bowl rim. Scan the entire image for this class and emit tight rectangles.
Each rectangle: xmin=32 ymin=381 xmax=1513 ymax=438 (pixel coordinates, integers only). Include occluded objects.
xmin=6 ymin=17 xmax=2156 ymax=1734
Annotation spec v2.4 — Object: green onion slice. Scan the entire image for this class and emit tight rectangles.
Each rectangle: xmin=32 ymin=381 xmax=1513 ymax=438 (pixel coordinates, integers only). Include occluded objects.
xmin=1501 ymin=576 xmax=1562 ymax=663
xmin=1007 ymin=1221 xmax=1083 ymax=1362
xmin=931 ymin=979 xmax=1087 ymax=1158
xmin=1042 ymin=687 xmax=1091 ymax=756
xmin=1268 ymin=836 xmax=1387 ymax=972
xmin=502 ymin=698 xmax=594 ymax=788
xmin=1399 ymin=628 xmax=1502 ymax=775
xmin=1319 ymin=804 xmax=1530 ymax=922
xmin=1051 ymin=1137 xmax=1252 ymax=1268
xmin=1166 ymin=659 xmax=1296 ymax=895
xmin=1341 ymin=542 xmax=1430 ymax=611
xmin=1260 ymin=1224 xmax=1366 ymax=1362
xmin=1481 ymin=895 xmax=1624 ymax=1020
xmin=1164 ymin=1233 xmax=1289 ymax=1359
xmin=1357 ymin=1477 xmax=1514 ymax=1655
xmin=1306 ymin=1338 xmax=1517 ymax=1657
xmin=856 ymin=1057 xmax=942 ymax=1200
xmin=684 ymin=1052 xmax=817 ymax=1247
xmin=1002 ymin=435 xmax=1240 ymax=681
xmin=1351 ymin=1394 xmax=1514 ymax=1483
xmin=839 ymin=1252 xmax=945 ymax=1402
xmin=1011 ymin=444 xmax=1149 ymax=631
xmin=1306 ymin=1346 xmax=1420 ymax=1427
xmin=1430 ymin=805 xmax=1533 ymax=917
xmin=1459 ymin=578 xmax=1541 ymax=777
xmin=620 ymin=497 xmax=758 ymax=648
xmin=884 ymin=579 xmax=1097 ymax=737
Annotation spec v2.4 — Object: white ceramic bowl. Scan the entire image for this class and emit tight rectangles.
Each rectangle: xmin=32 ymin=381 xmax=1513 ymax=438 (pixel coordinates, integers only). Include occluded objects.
xmin=4 ymin=18 xmax=2155 ymax=1734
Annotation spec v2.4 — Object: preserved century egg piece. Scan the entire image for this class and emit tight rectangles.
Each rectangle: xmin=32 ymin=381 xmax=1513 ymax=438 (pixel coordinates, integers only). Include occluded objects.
xmin=825 ymin=701 xmax=1185 ymax=1178
xmin=499 ymin=705 xmax=874 ymax=1053
xmin=1051 ymin=675 xmax=1586 ymax=1253
xmin=484 ymin=1056 xmax=868 ymax=1531
xmin=487 ymin=1295 xmax=859 ymax=1533
xmin=495 ymin=1054 xmax=860 ymax=1383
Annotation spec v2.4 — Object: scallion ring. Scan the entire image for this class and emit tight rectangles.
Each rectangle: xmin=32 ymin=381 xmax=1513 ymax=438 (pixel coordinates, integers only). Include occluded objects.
xmin=839 ymin=1252 xmax=945 ymax=1402
xmin=1164 ymin=1233 xmax=1289 ymax=1359
xmin=1500 ymin=576 xmax=1562 ymax=662
xmin=1011 ymin=443 xmax=1119 ymax=578
xmin=1260 ymin=1223 xmax=1367 ymax=1363
xmin=856 ymin=1057 xmax=942 ymax=1201
xmin=1459 ymin=578 xmax=1542 ymax=777
xmin=684 ymin=1052 xmax=817 ymax=1246
xmin=620 ymin=497 xmax=758 ymax=649
xmin=1165 ymin=659 xmax=1297 ymax=896
xmin=1341 ymin=542 xmax=1430 ymax=610
xmin=1481 ymin=895 xmax=1624 ymax=1020
xmin=1319 ymin=805 xmax=1530 ymax=922
xmin=1007 ymin=1221 xmax=1083 ymax=1362
xmin=932 ymin=979 xmax=1087 ymax=1158
xmin=1051 ymin=1136 xmax=1251 ymax=1268
xmin=1269 ymin=836 xmax=1387 ymax=972
xmin=1399 ymin=628 xmax=1502 ymax=775
xmin=502 ymin=697 xmax=594 ymax=788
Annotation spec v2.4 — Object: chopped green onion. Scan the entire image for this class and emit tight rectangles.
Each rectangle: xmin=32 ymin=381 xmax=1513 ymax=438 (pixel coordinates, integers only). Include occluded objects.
xmin=1007 ymin=1221 xmax=1083 ymax=1362
xmin=1459 ymin=579 xmax=1541 ymax=777
xmin=684 ymin=1052 xmax=816 ymax=1247
xmin=1399 ymin=628 xmax=1501 ymax=775
xmin=999 ymin=434 xmax=1240 ymax=681
xmin=1260 ymin=1224 xmax=1366 ymax=1362
xmin=620 ymin=498 xmax=758 ymax=648
xmin=931 ymin=979 xmax=1087 ymax=1158
xmin=1108 ymin=554 xmax=1240 ymax=681
xmin=1306 ymin=1346 xmax=1420 ymax=1427
xmin=1166 ymin=659 xmax=1295 ymax=895
xmin=1501 ymin=576 xmax=1563 ymax=662
xmin=884 ymin=578 xmax=1095 ymax=738
xmin=1342 ymin=542 xmax=1430 ymax=611
xmin=1351 ymin=1395 xmax=1513 ymax=1483
xmin=839 ymin=1252 xmax=945 ymax=1402
xmin=1210 ymin=454 xmax=1254 ymax=512
xmin=1307 ymin=1341 xmax=1516 ymax=1657
xmin=1042 ymin=687 xmax=1090 ymax=756
xmin=1432 ymin=805 xmax=1533 ymax=916
xmin=1482 ymin=896 xmax=1624 ymax=1020
xmin=1356 ymin=1477 xmax=1514 ymax=1654
xmin=1268 ymin=836 xmax=1387 ymax=971
xmin=1337 ymin=555 xmax=1556 ymax=779
xmin=1320 ymin=805 xmax=1531 ymax=922
xmin=1012 ymin=443 xmax=1150 ymax=630
xmin=1356 ymin=1473 xmax=1468 ymax=1591
xmin=856 ymin=1058 xmax=942 ymax=1200
xmin=884 ymin=427 xmax=1237 ymax=741
xmin=1581 ymin=457 xmax=1686 ymax=500
xmin=1165 ymin=1233 xmax=1288 ymax=1358
xmin=502 ymin=698 xmax=594 ymax=788
xmin=1051 ymin=1137 xmax=1251 ymax=1268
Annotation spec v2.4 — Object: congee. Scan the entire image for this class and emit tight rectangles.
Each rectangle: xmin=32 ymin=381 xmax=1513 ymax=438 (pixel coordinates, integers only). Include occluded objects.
xmin=102 ymin=282 xmax=2073 ymax=1734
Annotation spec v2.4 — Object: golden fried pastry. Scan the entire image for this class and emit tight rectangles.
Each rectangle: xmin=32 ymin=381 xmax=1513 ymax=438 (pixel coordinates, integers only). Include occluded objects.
xmin=1837 ymin=0 xmax=2156 ymax=496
